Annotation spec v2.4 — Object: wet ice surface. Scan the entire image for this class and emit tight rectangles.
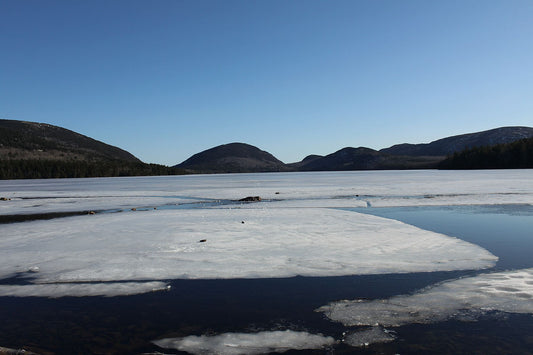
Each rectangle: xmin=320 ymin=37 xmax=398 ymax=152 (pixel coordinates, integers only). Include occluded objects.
xmin=319 ymin=268 xmax=533 ymax=327
xmin=0 ymin=207 xmax=496 ymax=297
xmin=0 ymin=281 xmax=169 ymax=298
xmin=152 ymin=330 xmax=336 ymax=355
xmin=343 ymin=327 xmax=396 ymax=347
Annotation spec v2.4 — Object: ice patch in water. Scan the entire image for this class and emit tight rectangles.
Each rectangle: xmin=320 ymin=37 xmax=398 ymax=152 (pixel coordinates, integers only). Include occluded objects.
xmin=0 ymin=281 xmax=169 ymax=298
xmin=0 ymin=208 xmax=496 ymax=297
xmin=152 ymin=330 xmax=336 ymax=355
xmin=343 ymin=327 xmax=396 ymax=347
xmin=319 ymin=268 xmax=533 ymax=327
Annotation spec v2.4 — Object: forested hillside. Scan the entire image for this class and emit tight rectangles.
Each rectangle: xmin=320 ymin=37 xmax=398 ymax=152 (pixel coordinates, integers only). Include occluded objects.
xmin=0 ymin=119 xmax=185 ymax=179
xmin=439 ymin=137 xmax=533 ymax=169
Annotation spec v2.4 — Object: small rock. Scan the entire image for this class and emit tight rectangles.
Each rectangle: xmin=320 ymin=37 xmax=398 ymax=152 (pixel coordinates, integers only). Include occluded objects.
xmin=88 ymin=211 xmax=96 ymax=215
xmin=275 ymin=192 xmax=280 ymax=195
xmin=0 ymin=197 xmax=11 ymax=201
xmin=131 ymin=208 xmax=137 ymax=211
xmin=199 ymin=239 xmax=207 ymax=243
xmin=238 ymin=196 xmax=261 ymax=202
xmin=241 ymin=221 xmax=245 ymax=224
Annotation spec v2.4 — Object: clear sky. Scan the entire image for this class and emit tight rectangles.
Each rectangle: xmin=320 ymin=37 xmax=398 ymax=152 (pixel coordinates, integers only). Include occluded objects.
xmin=1 ymin=0 xmax=532 ymax=165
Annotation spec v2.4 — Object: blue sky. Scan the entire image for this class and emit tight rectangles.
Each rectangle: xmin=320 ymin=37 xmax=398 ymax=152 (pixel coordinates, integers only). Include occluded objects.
xmin=1 ymin=0 xmax=532 ymax=165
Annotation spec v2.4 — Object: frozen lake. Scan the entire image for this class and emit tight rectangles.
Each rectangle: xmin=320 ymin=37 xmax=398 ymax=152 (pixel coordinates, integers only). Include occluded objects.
xmin=0 ymin=170 xmax=532 ymax=354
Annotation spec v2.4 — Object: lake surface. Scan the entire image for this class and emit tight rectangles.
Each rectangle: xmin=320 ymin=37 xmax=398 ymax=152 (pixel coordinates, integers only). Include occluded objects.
xmin=0 ymin=171 xmax=532 ymax=354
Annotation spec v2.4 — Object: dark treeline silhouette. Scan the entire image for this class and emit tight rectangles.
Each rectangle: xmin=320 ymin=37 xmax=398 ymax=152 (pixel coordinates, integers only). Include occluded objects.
xmin=439 ymin=137 xmax=533 ymax=169
xmin=0 ymin=159 xmax=186 ymax=179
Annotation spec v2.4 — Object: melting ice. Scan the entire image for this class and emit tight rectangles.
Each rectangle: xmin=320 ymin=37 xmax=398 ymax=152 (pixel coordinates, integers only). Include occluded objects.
xmin=152 ymin=330 xmax=336 ymax=355
xmin=0 ymin=207 xmax=496 ymax=297
xmin=319 ymin=268 xmax=533 ymax=327
xmin=2 ymin=170 xmax=531 ymax=297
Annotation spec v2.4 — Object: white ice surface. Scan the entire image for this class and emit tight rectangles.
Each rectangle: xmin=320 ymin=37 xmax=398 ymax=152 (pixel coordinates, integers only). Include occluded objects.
xmin=319 ymin=268 xmax=533 ymax=327
xmin=0 ymin=207 xmax=496 ymax=297
xmin=1 ymin=170 xmax=533 ymax=216
xmin=3 ymin=170 xmax=528 ymax=298
xmin=152 ymin=330 xmax=336 ymax=355
xmin=0 ymin=281 xmax=168 ymax=298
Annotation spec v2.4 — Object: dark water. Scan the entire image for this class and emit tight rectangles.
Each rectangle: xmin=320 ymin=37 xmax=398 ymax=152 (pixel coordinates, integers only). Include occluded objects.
xmin=1 ymin=205 xmax=533 ymax=354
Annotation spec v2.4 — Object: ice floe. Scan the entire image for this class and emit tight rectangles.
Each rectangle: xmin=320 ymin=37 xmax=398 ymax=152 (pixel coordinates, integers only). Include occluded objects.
xmin=0 ymin=281 xmax=169 ymax=298
xmin=343 ymin=327 xmax=396 ymax=347
xmin=319 ymin=268 xmax=533 ymax=327
xmin=0 ymin=207 xmax=496 ymax=297
xmin=152 ymin=330 xmax=336 ymax=355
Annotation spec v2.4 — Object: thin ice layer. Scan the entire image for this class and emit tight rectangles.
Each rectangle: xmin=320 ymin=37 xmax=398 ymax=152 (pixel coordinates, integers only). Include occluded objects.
xmin=0 ymin=207 xmax=496 ymax=297
xmin=319 ymin=268 xmax=533 ymax=327
xmin=343 ymin=327 xmax=396 ymax=347
xmin=152 ymin=330 xmax=336 ymax=355
xmin=0 ymin=281 xmax=169 ymax=298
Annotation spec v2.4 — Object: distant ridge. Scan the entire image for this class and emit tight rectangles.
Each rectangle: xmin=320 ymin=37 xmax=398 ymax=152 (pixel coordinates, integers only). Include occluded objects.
xmin=174 ymin=142 xmax=290 ymax=173
xmin=296 ymin=147 xmax=442 ymax=171
xmin=175 ymin=126 xmax=533 ymax=174
xmin=287 ymin=154 xmax=323 ymax=169
xmin=381 ymin=127 xmax=533 ymax=156
xmin=3 ymin=120 xmax=532 ymax=178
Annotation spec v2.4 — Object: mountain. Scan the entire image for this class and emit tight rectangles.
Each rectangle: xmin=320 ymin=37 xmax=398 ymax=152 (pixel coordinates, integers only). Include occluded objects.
xmin=176 ymin=126 xmax=533 ymax=173
xmin=287 ymin=154 xmax=323 ymax=169
xmin=0 ymin=119 xmax=140 ymax=162
xmin=0 ymin=119 xmax=184 ymax=179
xmin=4 ymin=120 xmax=530 ymax=178
xmin=297 ymin=147 xmax=442 ymax=171
xmin=381 ymin=127 xmax=533 ymax=157
xmin=174 ymin=143 xmax=290 ymax=173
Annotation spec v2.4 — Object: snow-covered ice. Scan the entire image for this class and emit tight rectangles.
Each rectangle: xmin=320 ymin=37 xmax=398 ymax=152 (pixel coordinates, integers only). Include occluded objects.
xmin=1 ymin=170 xmax=533 ymax=217
xmin=0 ymin=207 xmax=496 ymax=297
xmin=152 ymin=330 xmax=336 ymax=355
xmin=3 ymin=170 xmax=531 ymax=297
xmin=319 ymin=268 xmax=533 ymax=327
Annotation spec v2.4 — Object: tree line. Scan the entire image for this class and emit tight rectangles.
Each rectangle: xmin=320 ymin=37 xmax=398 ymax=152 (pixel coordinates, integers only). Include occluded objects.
xmin=439 ymin=137 xmax=533 ymax=169
xmin=0 ymin=159 xmax=186 ymax=179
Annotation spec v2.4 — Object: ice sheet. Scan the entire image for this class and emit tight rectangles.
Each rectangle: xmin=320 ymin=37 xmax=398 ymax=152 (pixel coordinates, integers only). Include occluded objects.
xmin=152 ymin=330 xmax=336 ymax=355
xmin=319 ymin=268 xmax=533 ymax=327
xmin=0 ymin=208 xmax=496 ymax=297
xmin=1 ymin=170 xmax=533 ymax=216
